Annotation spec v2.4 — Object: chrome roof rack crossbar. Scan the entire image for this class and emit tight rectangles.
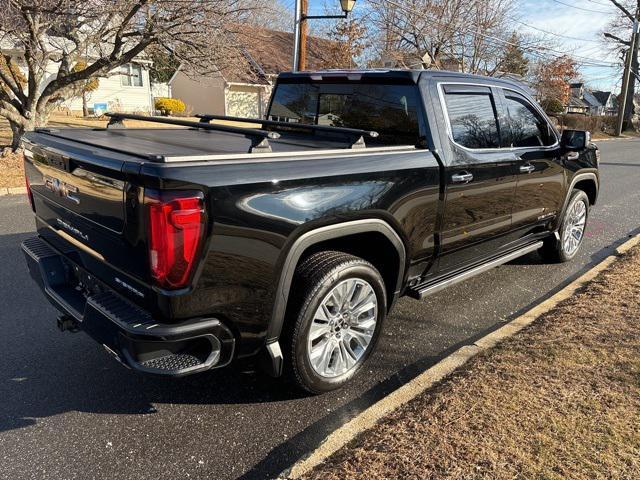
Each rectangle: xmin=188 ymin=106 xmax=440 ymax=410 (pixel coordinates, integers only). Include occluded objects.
xmin=105 ymin=113 xmax=280 ymax=154
xmin=196 ymin=114 xmax=379 ymax=149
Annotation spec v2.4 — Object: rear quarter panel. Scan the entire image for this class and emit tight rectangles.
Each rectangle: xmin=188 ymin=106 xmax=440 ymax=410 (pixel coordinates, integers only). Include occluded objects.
xmin=142 ymin=148 xmax=441 ymax=356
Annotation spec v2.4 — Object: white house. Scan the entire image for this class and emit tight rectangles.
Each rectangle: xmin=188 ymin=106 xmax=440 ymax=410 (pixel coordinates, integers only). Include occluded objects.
xmin=1 ymin=38 xmax=154 ymax=115
xmin=62 ymin=62 xmax=154 ymax=115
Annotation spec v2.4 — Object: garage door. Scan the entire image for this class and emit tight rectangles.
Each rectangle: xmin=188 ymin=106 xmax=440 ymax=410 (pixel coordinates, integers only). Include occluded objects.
xmin=227 ymin=89 xmax=260 ymax=118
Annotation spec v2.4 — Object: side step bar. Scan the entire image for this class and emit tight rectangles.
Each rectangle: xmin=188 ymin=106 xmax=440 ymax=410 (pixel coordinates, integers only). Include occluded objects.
xmin=407 ymin=241 xmax=544 ymax=300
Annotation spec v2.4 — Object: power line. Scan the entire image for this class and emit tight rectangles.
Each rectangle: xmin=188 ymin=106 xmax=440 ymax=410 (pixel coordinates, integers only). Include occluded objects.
xmin=382 ymin=0 xmax=619 ymax=68
xmin=513 ymin=20 xmax=602 ymax=43
xmin=583 ymin=0 xmax=615 ymax=7
xmin=548 ymin=0 xmax=613 ymax=14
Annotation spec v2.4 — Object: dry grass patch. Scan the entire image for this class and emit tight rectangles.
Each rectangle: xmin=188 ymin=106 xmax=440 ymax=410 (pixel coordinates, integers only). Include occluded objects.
xmin=304 ymin=248 xmax=640 ymax=480
xmin=0 ymin=150 xmax=25 ymax=189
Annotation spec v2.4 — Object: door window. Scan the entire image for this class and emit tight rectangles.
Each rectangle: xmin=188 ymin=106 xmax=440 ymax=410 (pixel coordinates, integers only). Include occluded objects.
xmin=503 ymin=92 xmax=555 ymax=147
xmin=444 ymin=90 xmax=501 ymax=149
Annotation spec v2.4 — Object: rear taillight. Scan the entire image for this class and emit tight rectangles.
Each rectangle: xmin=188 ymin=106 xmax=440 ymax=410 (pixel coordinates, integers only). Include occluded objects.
xmin=25 ymin=174 xmax=35 ymax=212
xmin=145 ymin=190 xmax=205 ymax=290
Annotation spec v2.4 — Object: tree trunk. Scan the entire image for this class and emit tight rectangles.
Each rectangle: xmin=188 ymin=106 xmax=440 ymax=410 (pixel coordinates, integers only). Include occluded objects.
xmin=7 ymin=108 xmax=44 ymax=151
xmin=82 ymin=91 xmax=89 ymax=117
xmin=9 ymin=121 xmax=26 ymax=151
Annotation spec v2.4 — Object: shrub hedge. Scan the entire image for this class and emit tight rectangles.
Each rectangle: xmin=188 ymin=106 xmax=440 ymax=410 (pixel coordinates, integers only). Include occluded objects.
xmin=154 ymin=97 xmax=186 ymax=116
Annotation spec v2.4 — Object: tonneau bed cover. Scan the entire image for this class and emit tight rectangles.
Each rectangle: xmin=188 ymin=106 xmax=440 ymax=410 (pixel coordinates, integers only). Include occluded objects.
xmin=28 ymin=127 xmax=362 ymax=163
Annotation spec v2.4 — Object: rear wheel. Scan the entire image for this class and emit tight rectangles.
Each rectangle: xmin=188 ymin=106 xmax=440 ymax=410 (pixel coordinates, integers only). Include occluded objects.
xmin=283 ymin=251 xmax=387 ymax=394
xmin=540 ymin=189 xmax=589 ymax=263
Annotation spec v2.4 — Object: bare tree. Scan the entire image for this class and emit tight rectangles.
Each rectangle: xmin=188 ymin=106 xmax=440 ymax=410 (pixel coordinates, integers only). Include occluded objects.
xmin=245 ymin=0 xmax=293 ymax=32
xmin=603 ymin=0 xmax=639 ymax=130
xmin=367 ymin=0 xmax=472 ymax=68
xmin=366 ymin=0 xmax=518 ymax=73
xmin=0 ymin=0 xmax=255 ymax=149
xmin=449 ymin=0 xmax=515 ymax=75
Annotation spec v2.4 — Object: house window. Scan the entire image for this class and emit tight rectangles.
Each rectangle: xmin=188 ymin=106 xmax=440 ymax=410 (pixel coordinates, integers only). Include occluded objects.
xmin=120 ymin=64 xmax=143 ymax=87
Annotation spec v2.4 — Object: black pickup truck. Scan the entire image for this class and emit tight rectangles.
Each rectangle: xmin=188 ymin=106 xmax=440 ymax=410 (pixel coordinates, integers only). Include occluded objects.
xmin=21 ymin=70 xmax=599 ymax=393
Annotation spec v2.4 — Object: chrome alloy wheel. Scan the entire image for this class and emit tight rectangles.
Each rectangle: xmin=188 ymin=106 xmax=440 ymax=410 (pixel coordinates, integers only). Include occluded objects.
xmin=563 ymin=198 xmax=587 ymax=256
xmin=307 ymin=278 xmax=378 ymax=378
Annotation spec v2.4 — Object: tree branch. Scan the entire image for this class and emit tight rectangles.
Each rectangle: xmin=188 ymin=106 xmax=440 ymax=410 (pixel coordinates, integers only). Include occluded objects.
xmin=604 ymin=32 xmax=632 ymax=46
xmin=608 ymin=0 xmax=635 ymax=21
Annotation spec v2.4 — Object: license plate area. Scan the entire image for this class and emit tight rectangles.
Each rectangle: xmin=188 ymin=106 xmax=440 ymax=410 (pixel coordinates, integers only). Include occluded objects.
xmin=52 ymin=257 xmax=107 ymax=321
xmin=66 ymin=260 xmax=105 ymax=300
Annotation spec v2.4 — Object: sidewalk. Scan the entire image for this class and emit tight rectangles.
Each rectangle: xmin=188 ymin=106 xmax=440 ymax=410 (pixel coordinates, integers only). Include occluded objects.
xmin=303 ymin=247 xmax=640 ymax=480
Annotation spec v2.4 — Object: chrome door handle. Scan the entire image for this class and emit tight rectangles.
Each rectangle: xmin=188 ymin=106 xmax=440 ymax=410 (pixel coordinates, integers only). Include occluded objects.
xmin=566 ymin=151 xmax=580 ymax=161
xmin=451 ymin=172 xmax=474 ymax=184
xmin=519 ymin=164 xmax=535 ymax=174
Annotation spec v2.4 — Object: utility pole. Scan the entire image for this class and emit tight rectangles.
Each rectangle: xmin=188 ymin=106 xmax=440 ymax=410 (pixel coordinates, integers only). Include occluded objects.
xmin=292 ymin=0 xmax=308 ymax=72
xmin=292 ymin=1 xmax=357 ymax=72
xmin=616 ymin=14 xmax=639 ymax=136
xmin=299 ymin=0 xmax=309 ymax=71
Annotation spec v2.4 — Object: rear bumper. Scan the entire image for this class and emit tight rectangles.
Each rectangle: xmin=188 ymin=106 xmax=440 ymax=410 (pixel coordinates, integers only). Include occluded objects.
xmin=21 ymin=236 xmax=235 ymax=377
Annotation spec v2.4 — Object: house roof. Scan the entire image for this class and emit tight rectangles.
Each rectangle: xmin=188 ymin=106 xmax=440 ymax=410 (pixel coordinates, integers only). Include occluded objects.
xmin=568 ymin=96 xmax=588 ymax=108
xmin=582 ymin=90 xmax=603 ymax=109
xmin=221 ymin=25 xmax=333 ymax=85
xmin=592 ymin=91 xmax=613 ymax=106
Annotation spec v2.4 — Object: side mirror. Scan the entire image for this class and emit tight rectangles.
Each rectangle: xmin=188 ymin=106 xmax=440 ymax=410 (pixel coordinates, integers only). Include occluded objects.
xmin=561 ymin=129 xmax=591 ymax=150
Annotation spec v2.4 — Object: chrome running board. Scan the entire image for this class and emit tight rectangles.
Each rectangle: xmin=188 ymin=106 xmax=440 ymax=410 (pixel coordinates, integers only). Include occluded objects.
xmin=408 ymin=241 xmax=544 ymax=300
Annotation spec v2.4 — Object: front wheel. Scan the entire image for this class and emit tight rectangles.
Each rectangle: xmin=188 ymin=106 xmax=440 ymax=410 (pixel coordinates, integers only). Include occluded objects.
xmin=539 ymin=189 xmax=589 ymax=263
xmin=283 ymin=251 xmax=387 ymax=394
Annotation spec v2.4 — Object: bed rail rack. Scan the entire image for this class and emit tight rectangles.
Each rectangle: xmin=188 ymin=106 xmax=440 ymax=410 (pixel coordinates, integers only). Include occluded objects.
xmin=105 ymin=113 xmax=281 ymax=153
xmin=196 ymin=113 xmax=379 ymax=149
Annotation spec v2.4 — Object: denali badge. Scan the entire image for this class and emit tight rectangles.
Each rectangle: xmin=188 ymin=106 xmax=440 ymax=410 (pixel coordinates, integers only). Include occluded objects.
xmin=56 ymin=218 xmax=89 ymax=241
xmin=44 ymin=175 xmax=80 ymax=204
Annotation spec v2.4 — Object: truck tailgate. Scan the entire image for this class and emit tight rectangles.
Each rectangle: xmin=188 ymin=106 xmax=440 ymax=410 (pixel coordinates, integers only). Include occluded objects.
xmin=25 ymin=140 xmax=127 ymax=233
xmin=21 ymin=131 xmax=159 ymax=310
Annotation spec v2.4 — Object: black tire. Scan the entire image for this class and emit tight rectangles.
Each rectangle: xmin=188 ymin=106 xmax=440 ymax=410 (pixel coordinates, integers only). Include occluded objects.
xmin=539 ymin=189 xmax=590 ymax=263
xmin=283 ymin=251 xmax=387 ymax=394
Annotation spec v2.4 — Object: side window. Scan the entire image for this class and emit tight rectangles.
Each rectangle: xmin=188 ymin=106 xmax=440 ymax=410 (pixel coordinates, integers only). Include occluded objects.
xmin=120 ymin=64 xmax=144 ymax=87
xmin=503 ymin=92 xmax=555 ymax=147
xmin=444 ymin=89 xmax=501 ymax=149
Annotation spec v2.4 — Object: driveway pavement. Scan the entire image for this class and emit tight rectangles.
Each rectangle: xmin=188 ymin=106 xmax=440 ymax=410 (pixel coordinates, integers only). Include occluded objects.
xmin=0 ymin=139 xmax=638 ymax=480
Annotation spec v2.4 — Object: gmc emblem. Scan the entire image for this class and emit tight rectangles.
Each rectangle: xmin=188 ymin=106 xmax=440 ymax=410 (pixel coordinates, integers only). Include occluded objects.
xmin=43 ymin=175 xmax=80 ymax=204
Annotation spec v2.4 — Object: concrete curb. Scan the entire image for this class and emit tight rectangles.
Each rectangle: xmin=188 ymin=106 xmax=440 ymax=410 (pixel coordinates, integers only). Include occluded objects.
xmin=592 ymin=135 xmax=638 ymax=142
xmin=0 ymin=187 xmax=27 ymax=196
xmin=280 ymin=234 xmax=640 ymax=480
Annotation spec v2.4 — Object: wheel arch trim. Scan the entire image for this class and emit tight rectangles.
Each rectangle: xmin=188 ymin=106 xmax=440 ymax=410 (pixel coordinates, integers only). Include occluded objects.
xmin=266 ymin=219 xmax=407 ymax=343
xmin=558 ymin=172 xmax=598 ymax=228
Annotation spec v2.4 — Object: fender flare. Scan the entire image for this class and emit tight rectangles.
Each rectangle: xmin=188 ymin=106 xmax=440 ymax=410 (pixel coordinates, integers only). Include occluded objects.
xmin=558 ymin=172 xmax=599 ymax=228
xmin=265 ymin=219 xmax=407 ymax=343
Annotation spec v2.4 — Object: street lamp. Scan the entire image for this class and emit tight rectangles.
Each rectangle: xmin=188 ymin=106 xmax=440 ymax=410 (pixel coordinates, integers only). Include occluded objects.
xmin=292 ymin=0 xmax=357 ymax=71
xmin=339 ymin=0 xmax=357 ymax=14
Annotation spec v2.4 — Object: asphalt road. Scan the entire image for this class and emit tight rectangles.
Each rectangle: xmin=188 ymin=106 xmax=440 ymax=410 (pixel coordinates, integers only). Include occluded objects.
xmin=1 ymin=139 xmax=639 ymax=480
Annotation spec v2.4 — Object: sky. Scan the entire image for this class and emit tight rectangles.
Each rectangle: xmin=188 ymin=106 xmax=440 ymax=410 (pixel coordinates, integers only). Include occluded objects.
xmin=519 ymin=0 xmax=623 ymax=91
xmin=279 ymin=0 xmax=627 ymax=92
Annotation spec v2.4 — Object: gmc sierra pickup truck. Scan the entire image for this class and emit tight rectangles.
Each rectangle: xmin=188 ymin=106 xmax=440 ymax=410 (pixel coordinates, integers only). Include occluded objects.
xmin=21 ymin=70 xmax=599 ymax=393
